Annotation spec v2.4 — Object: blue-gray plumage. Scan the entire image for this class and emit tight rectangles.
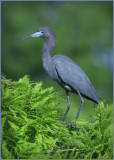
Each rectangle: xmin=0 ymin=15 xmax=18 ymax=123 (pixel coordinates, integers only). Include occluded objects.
xmin=24 ymin=26 xmax=99 ymax=121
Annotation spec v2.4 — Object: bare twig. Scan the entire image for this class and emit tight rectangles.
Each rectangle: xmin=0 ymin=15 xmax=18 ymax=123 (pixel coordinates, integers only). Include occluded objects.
xmin=1 ymin=75 xmax=15 ymax=89
xmin=59 ymin=148 xmax=84 ymax=152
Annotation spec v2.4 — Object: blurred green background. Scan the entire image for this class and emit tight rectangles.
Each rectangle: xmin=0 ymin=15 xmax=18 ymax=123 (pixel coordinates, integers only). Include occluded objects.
xmin=1 ymin=1 xmax=113 ymax=122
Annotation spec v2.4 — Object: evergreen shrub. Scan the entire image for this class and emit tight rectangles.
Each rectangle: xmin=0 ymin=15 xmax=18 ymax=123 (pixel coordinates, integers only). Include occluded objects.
xmin=1 ymin=75 xmax=113 ymax=159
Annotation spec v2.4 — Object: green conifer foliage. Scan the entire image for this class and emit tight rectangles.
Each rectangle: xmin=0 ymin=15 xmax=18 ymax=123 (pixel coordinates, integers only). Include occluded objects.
xmin=1 ymin=75 xmax=113 ymax=159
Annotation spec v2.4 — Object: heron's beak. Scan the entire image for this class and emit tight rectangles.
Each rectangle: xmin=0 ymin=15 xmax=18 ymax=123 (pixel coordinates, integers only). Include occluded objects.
xmin=23 ymin=31 xmax=43 ymax=40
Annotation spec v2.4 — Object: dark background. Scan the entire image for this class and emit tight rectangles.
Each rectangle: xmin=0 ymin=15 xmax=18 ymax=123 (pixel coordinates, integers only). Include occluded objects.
xmin=1 ymin=1 xmax=113 ymax=122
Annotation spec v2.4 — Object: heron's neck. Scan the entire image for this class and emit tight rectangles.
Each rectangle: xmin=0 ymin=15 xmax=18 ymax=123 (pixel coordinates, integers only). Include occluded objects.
xmin=42 ymin=37 xmax=55 ymax=63
xmin=42 ymin=37 xmax=55 ymax=72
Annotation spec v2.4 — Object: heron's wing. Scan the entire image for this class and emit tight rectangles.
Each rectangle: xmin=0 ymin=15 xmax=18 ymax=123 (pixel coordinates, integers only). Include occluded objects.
xmin=53 ymin=55 xmax=99 ymax=103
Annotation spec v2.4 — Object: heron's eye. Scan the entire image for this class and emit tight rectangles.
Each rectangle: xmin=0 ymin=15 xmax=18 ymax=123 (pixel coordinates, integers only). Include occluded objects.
xmin=41 ymin=31 xmax=44 ymax=34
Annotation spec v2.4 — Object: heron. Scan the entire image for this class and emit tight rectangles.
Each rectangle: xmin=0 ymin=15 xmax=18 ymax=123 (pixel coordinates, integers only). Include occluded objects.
xmin=24 ymin=26 xmax=99 ymax=121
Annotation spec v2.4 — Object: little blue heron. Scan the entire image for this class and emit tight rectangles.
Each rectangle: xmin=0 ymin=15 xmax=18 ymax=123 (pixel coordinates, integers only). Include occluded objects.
xmin=24 ymin=26 xmax=99 ymax=121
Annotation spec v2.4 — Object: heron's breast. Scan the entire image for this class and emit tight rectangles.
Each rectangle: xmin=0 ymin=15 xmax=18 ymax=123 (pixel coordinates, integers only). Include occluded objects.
xmin=42 ymin=60 xmax=57 ymax=81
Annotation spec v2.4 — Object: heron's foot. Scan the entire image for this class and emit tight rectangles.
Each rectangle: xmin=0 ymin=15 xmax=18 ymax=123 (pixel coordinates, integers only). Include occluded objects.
xmin=62 ymin=117 xmax=65 ymax=121
xmin=67 ymin=122 xmax=75 ymax=128
xmin=60 ymin=117 xmax=66 ymax=125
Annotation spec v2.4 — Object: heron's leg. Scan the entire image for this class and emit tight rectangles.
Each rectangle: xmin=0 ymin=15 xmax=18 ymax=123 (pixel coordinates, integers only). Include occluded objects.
xmin=75 ymin=91 xmax=84 ymax=120
xmin=62 ymin=91 xmax=70 ymax=121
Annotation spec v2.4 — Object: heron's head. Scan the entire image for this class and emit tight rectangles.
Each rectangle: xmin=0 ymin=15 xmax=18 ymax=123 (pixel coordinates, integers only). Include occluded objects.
xmin=24 ymin=26 xmax=56 ymax=40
